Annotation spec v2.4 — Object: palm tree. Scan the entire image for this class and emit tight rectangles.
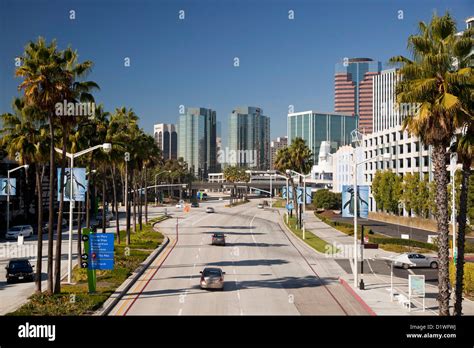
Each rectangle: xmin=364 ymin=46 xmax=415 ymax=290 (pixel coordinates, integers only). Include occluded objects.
xmin=274 ymin=137 xmax=313 ymax=227
xmin=0 ymin=98 xmax=49 ymax=293
xmin=16 ymin=38 xmax=71 ymax=294
xmin=223 ymin=166 xmax=249 ymax=204
xmin=389 ymin=13 xmax=472 ymax=315
xmin=52 ymin=47 xmax=99 ymax=294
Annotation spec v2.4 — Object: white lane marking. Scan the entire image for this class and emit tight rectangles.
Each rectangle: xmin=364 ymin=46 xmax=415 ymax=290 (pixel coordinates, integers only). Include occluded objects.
xmin=249 ymin=214 xmax=257 ymax=245
xmin=178 ymin=308 xmax=183 ymax=315
xmin=191 ymin=213 xmax=210 ymax=226
xmin=237 ymin=291 xmax=241 ymax=300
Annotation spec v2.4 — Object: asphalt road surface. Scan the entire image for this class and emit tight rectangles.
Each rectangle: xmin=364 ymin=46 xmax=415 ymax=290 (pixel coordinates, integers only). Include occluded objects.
xmin=109 ymin=200 xmax=371 ymax=315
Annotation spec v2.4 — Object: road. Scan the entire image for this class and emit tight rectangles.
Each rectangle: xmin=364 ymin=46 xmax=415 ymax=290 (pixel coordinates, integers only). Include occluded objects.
xmin=332 ymin=216 xmax=474 ymax=244
xmin=109 ymin=200 xmax=371 ymax=315
xmin=0 ymin=229 xmax=74 ymax=315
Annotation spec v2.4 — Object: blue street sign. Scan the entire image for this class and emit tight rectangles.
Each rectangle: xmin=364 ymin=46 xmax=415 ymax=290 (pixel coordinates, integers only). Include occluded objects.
xmin=282 ymin=186 xmax=294 ymax=199
xmin=286 ymin=202 xmax=294 ymax=210
xmin=89 ymin=233 xmax=114 ymax=270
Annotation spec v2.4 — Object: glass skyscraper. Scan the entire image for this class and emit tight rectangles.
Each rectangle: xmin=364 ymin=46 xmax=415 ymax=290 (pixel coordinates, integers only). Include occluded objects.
xmin=227 ymin=106 xmax=270 ymax=170
xmin=178 ymin=107 xmax=217 ymax=178
xmin=287 ymin=111 xmax=358 ymax=165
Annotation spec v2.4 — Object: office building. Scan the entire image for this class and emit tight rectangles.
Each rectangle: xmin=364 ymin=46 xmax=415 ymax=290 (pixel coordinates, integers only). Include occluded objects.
xmin=287 ymin=111 xmax=357 ymax=165
xmin=178 ymin=107 xmax=217 ymax=178
xmin=153 ymin=123 xmax=177 ymax=160
xmin=227 ymin=106 xmax=270 ymax=170
xmin=335 ymin=57 xmax=381 ymax=134
xmin=270 ymin=136 xmax=288 ymax=170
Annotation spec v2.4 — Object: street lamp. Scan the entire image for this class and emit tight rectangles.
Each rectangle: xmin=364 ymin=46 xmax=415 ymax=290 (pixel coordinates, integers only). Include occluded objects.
xmin=155 ymin=170 xmax=171 ymax=206
xmin=55 ymin=143 xmax=112 ymax=284
xmin=6 ymin=164 xmax=29 ymax=232
xmin=352 ymin=151 xmax=392 ymax=289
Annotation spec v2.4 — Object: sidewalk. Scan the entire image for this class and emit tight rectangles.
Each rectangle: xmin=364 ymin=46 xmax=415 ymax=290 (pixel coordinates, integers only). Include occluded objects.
xmin=283 ymin=208 xmax=474 ymax=315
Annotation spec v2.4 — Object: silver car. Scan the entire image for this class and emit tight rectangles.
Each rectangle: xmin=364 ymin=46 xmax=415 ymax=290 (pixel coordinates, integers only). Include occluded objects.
xmin=395 ymin=253 xmax=438 ymax=269
xmin=6 ymin=225 xmax=34 ymax=240
xmin=200 ymin=267 xmax=225 ymax=290
xmin=206 ymin=206 xmax=215 ymax=213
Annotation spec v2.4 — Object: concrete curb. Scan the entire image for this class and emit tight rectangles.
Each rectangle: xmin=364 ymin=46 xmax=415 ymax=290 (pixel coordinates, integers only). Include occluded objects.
xmin=339 ymin=278 xmax=377 ymax=316
xmin=95 ymin=218 xmax=170 ymax=316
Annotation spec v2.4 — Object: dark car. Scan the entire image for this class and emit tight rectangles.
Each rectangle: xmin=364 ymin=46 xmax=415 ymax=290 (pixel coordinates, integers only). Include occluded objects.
xmin=5 ymin=258 xmax=35 ymax=283
xmin=191 ymin=201 xmax=199 ymax=208
xmin=211 ymin=232 xmax=226 ymax=246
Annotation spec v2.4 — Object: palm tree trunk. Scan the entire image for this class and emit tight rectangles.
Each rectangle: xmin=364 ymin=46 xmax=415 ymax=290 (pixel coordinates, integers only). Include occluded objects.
xmin=454 ymin=161 xmax=471 ymax=316
xmin=144 ymin=166 xmax=148 ymax=225
xmin=46 ymin=115 xmax=55 ymax=295
xmin=133 ymin=179 xmax=137 ymax=233
xmin=102 ymin=174 xmax=106 ymax=233
xmin=432 ymin=145 xmax=451 ymax=316
xmin=112 ymin=165 xmax=120 ymax=244
xmin=85 ymin=161 xmax=92 ymax=229
xmin=35 ymin=165 xmax=44 ymax=293
xmin=290 ymin=178 xmax=298 ymax=222
xmin=125 ymin=164 xmax=131 ymax=245
xmin=54 ymin=136 xmax=68 ymax=294
xmin=139 ymin=172 xmax=143 ymax=231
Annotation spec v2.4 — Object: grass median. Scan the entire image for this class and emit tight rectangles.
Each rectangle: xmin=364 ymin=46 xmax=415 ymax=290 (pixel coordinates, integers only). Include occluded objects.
xmin=283 ymin=214 xmax=338 ymax=254
xmin=8 ymin=215 xmax=168 ymax=316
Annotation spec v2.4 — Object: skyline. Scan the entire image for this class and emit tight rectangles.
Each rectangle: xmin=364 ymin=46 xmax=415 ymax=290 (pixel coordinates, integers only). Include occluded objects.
xmin=1 ymin=0 xmax=473 ymax=144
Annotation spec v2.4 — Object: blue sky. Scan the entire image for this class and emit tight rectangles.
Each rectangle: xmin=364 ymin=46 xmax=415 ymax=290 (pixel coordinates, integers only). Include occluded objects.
xmin=1 ymin=0 xmax=472 ymax=145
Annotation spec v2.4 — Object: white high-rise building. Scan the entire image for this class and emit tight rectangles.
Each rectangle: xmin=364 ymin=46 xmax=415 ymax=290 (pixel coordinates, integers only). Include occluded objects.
xmin=332 ymin=145 xmax=365 ymax=193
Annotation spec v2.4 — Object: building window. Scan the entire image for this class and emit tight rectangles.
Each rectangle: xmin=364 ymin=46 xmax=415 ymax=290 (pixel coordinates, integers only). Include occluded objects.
xmin=392 ymin=160 xmax=396 ymax=168
xmin=415 ymin=142 xmax=419 ymax=152
xmin=415 ymin=157 xmax=419 ymax=167
xmin=365 ymin=140 xmax=368 ymax=147
xmin=399 ymin=145 xmax=403 ymax=154
xmin=392 ymin=132 xmax=396 ymax=141
xmin=424 ymin=156 xmax=429 ymax=166
xmin=392 ymin=146 xmax=396 ymax=155
xmin=386 ymin=134 xmax=390 ymax=143
xmin=379 ymin=136 xmax=383 ymax=144
xmin=399 ymin=131 xmax=404 ymax=140
xmin=423 ymin=144 xmax=429 ymax=151
xmin=399 ymin=159 xmax=404 ymax=168
xmin=406 ymin=143 xmax=411 ymax=153
xmin=407 ymin=158 xmax=411 ymax=168
xmin=375 ymin=138 xmax=377 ymax=146
xmin=370 ymin=139 xmax=372 ymax=146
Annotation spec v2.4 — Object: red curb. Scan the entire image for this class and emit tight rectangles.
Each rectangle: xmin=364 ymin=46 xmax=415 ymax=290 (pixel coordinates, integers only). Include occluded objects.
xmin=339 ymin=278 xmax=377 ymax=316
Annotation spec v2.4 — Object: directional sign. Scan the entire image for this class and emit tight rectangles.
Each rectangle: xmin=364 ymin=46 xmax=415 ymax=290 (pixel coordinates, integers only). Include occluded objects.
xmin=286 ymin=202 xmax=294 ymax=210
xmin=89 ymin=233 xmax=114 ymax=270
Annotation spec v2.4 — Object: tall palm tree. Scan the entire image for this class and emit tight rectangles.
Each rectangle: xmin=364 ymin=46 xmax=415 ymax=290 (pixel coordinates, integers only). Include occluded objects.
xmin=16 ymin=38 xmax=71 ymax=294
xmin=274 ymin=137 xmax=313 ymax=227
xmin=52 ymin=47 xmax=99 ymax=294
xmin=389 ymin=13 xmax=472 ymax=315
xmin=0 ymin=98 xmax=49 ymax=293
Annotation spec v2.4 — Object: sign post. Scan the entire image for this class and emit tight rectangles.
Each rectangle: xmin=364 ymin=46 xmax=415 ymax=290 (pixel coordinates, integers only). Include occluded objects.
xmin=408 ymin=274 xmax=425 ymax=312
xmin=81 ymin=229 xmax=96 ymax=293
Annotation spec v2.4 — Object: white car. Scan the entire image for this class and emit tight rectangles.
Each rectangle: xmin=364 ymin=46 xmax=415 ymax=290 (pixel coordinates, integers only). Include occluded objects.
xmin=206 ymin=207 xmax=215 ymax=213
xmin=6 ymin=225 xmax=34 ymax=240
xmin=394 ymin=253 xmax=439 ymax=269
xmin=257 ymin=203 xmax=264 ymax=209
xmin=176 ymin=200 xmax=184 ymax=208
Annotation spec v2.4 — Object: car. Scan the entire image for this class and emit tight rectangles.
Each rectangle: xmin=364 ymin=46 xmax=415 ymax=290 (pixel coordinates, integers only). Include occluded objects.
xmin=5 ymin=225 xmax=34 ymax=240
xmin=200 ymin=267 xmax=225 ymax=290
xmin=257 ymin=203 xmax=264 ymax=209
xmin=191 ymin=201 xmax=199 ymax=208
xmin=218 ymin=197 xmax=223 ymax=201
xmin=206 ymin=206 xmax=215 ymax=213
xmin=42 ymin=218 xmax=67 ymax=232
xmin=394 ymin=253 xmax=439 ymax=269
xmin=96 ymin=209 xmax=113 ymax=221
xmin=211 ymin=232 xmax=226 ymax=246
xmin=176 ymin=200 xmax=184 ymax=208
xmin=5 ymin=258 xmax=35 ymax=283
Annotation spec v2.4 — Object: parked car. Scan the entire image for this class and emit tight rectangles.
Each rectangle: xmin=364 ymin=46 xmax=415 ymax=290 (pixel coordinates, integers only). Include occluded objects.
xmin=211 ymin=232 xmax=226 ymax=246
xmin=42 ymin=219 xmax=67 ymax=232
xmin=200 ymin=267 xmax=225 ymax=290
xmin=6 ymin=225 xmax=34 ymax=240
xmin=191 ymin=201 xmax=199 ymax=208
xmin=5 ymin=258 xmax=35 ymax=283
xmin=257 ymin=203 xmax=264 ymax=209
xmin=176 ymin=200 xmax=184 ymax=208
xmin=394 ymin=253 xmax=438 ymax=269
xmin=218 ymin=197 xmax=223 ymax=201
xmin=206 ymin=206 xmax=215 ymax=213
